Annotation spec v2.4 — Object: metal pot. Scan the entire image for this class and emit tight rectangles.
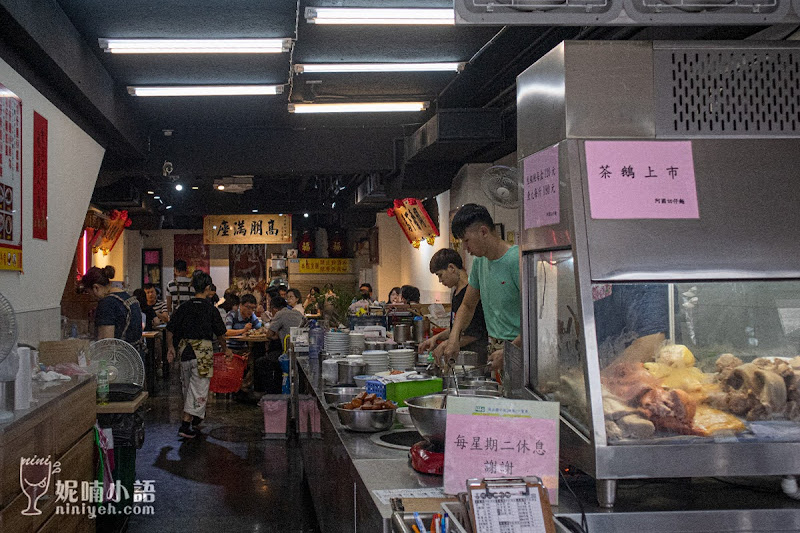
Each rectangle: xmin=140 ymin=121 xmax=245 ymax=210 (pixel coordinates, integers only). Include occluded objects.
xmin=322 ymin=358 xmax=341 ymax=385
xmin=336 ymin=404 xmax=395 ymax=432
xmin=394 ymin=324 xmax=412 ymax=343
xmin=337 ymin=360 xmax=366 ymax=385
xmin=323 ymin=386 xmax=364 ymax=407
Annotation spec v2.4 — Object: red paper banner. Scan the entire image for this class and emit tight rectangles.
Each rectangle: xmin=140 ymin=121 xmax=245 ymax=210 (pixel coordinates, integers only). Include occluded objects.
xmin=33 ymin=112 xmax=47 ymax=240
xmin=387 ymin=198 xmax=439 ymax=249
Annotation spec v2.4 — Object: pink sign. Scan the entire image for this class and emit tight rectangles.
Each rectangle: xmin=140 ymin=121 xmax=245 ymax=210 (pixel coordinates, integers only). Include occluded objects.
xmin=444 ymin=398 xmax=559 ymax=504
xmin=523 ymin=145 xmax=560 ymax=229
xmin=585 ymin=140 xmax=699 ymax=219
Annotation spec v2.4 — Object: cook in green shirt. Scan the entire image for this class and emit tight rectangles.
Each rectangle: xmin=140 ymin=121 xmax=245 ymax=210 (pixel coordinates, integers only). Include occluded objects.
xmin=442 ymin=204 xmax=522 ymax=372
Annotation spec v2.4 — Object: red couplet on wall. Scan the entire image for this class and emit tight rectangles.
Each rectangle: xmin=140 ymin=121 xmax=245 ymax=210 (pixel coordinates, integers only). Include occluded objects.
xmin=33 ymin=111 xmax=47 ymax=240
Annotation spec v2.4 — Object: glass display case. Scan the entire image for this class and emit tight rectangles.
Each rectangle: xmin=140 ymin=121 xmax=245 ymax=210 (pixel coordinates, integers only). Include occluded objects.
xmin=516 ymin=41 xmax=800 ymax=508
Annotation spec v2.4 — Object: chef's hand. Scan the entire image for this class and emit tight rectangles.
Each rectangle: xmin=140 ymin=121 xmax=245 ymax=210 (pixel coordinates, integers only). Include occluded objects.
xmin=418 ymin=337 xmax=435 ymax=354
xmin=225 ymin=349 xmax=234 ymax=361
xmin=439 ymin=339 xmax=460 ymax=369
xmin=488 ymin=347 xmax=504 ymax=372
xmin=243 ymin=323 xmax=253 ymax=332
xmin=167 ymin=347 xmax=176 ymax=363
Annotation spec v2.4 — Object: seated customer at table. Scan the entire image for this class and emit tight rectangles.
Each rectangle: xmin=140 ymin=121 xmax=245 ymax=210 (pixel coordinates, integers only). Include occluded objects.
xmin=144 ymin=283 xmax=170 ymax=325
xmin=134 ymin=288 xmax=157 ymax=331
xmin=401 ymin=285 xmax=421 ymax=305
xmin=218 ymin=292 xmax=239 ymax=321
xmin=225 ymin=293 xmax=262 ymax=354
xmin=286 ymin=288 xmax=304 ymax=313
xmin=265 ymin=296 xmax=305 ymax=351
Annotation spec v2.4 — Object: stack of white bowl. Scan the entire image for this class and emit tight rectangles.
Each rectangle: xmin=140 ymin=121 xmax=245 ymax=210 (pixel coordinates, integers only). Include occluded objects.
xmin=324 ymin=331 xmax=350 ymax=355
xmin=361 ymin=350 xmax=389 ymax=374
xmin=388 ymin=348 xmax=416 ymax=371
xmin=348 ymin=332 xmax=366 ymax=355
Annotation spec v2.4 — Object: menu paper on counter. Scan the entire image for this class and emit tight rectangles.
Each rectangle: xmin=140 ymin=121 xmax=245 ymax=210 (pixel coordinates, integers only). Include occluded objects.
xmin=523 ymin=144 xmax=560 ymax=229
xmin=585 ymin=140 xmax=699 ymax=219
xmin=0 ymin=84 xmax=22 ymax=271
xmin=443 ymin=397 xmax=560 ymax=504
xmin=469 ymin=482 xmax=553 ymax=533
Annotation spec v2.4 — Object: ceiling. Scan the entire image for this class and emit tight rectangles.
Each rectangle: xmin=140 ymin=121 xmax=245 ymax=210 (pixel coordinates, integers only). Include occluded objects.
xmin=0 ymin=0 xmax=777 ymax=229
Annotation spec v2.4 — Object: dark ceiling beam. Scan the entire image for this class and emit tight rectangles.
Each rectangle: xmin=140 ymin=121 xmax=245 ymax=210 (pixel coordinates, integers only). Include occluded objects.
xmin=0 ymin=0 xmax=145 ymax=156
xmin=148 ymin=126 xmax=402 ymax=177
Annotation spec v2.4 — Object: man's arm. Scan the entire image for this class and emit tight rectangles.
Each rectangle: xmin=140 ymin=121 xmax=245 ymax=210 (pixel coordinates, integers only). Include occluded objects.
xmin=166 ymin=330 xmax=176 ymax=362
xmin=441 ymin=285 xmax=481 ymax=364
xmin=97 ymin=325 xmax=115 ymax=339
xmin=166 ymin=294 xmax=173 ymax=314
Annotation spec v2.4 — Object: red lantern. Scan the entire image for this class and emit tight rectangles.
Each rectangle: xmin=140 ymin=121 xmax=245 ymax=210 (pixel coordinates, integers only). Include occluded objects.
xmin=328 ymin=230 xmax=346 ymax=258
xmin=298 ymin=230 xmax=314 ymax=258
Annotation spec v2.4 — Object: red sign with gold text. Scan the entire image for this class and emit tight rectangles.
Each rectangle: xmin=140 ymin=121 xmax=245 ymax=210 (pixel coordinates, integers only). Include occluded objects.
xmin=387 ymin=198 xmax=439 ymax=249
xmin=33 ymin=112 xmax=47 ymax=240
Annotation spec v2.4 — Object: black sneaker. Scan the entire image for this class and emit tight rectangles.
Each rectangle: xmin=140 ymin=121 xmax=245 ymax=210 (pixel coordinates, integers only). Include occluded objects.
xmin=192 ymin=416 xmax=204 ymax=428
xmin=178 ymin=423 xmax=197 ymax=439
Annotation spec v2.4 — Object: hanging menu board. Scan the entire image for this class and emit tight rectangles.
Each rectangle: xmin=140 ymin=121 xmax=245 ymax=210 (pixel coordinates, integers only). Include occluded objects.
xmin=203 ymin=214 xmax=291 ymax=245
xmin=0 ymin=84 xmax=22 ymax=271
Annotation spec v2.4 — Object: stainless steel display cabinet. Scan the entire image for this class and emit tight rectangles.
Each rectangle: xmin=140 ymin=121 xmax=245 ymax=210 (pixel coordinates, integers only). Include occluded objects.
xmin=516 ymin=40 xmax=800 ymax=508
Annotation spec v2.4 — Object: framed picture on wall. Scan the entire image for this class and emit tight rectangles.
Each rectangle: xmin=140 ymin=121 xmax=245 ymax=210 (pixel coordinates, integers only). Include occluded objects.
xmin=142 ymin=248 xmax=163 ymax=296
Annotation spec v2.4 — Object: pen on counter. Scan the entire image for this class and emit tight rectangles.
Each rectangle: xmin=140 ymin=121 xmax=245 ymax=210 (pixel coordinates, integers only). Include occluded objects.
xmin=414 ymin=512 xmax=428 ymax=533
xmin=430 ymin=513 xmax=438 ymax=533
xmin=443 ymin=513 xmax=449 ymax=533
xmin=411 ymin=525 xmax=421 ymax=533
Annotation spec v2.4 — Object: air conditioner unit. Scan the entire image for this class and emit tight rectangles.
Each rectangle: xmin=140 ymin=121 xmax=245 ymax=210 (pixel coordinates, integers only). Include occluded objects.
xmin=355 ymin=174 xmax=389 ymax=205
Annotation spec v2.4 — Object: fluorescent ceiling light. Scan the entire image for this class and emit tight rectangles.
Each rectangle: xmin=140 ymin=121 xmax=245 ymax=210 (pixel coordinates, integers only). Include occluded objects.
xmin=99 ymin=38 xmax=292 ymax=54
xmin=127 ymin=85 xmax=284 ymax=97
xmin=289 ymin=102 xmax=428 ymax=113
xmin=294 ymin=62 xmax=463 ymax=74
xmin=305 ymin=7 xmax=454 ymax=25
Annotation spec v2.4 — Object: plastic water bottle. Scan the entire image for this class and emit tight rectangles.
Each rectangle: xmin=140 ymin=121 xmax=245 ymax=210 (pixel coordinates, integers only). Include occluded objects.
xmin=308 ymin=320 xmax=323 ymax=360
xmin=96 ymin=360 xmax=109 ymax=405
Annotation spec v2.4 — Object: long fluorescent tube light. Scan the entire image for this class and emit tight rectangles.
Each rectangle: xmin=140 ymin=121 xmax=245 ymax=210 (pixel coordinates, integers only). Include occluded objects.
xmin=304 ymin=7 xmax=454 ymax=25
xmin=288 ymin=102 xmax=428 ymax=113
xmin=99 ymin=38 xmax=292 ymax=54
xmin=127 ymin=85 xmax=284 ymax=97
xmin=294 ymin=62 xmax=463 ymax=74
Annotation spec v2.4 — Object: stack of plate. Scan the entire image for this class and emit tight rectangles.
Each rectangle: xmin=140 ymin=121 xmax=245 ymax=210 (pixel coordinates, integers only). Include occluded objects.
xmin=324 ymin=331 xmax=350 ymax=355
xmin=361 ymin=350 xmax=389 ymax=374
xmin=349 ymin=332 xmax=366 ymax=355
xmin=388 ymin=349 xmax=416 ymax=371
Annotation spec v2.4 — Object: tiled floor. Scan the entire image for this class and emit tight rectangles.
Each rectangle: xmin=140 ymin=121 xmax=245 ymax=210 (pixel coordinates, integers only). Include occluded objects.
xmin=126 ymin=371 xmax=320 ymax=533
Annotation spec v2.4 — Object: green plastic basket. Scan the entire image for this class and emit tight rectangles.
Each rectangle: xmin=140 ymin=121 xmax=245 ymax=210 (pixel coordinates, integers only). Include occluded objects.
xmin=385 ymin=378 xmax=443 ymax=407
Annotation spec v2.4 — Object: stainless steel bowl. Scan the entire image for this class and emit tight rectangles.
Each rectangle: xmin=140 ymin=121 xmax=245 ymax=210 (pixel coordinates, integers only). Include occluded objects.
xmin=405 ymin=392 xmax=500 ymax=446
xmin=335 ymin=404 xmax=395 ymax=432
xmin=404 ymin=394 xmax=448 ymax=446
xmin=337 ymin=360 xmax=366 ymax=385
xmin=323 ymin=387 xmax=364 ymax=407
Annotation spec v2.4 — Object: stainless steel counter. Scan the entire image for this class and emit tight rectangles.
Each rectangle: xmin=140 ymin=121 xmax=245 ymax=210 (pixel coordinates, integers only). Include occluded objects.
xmin=297 ymin=356 xmax=442 ymax=532
xmin=298 ymin=356 xmax=800 ymax=532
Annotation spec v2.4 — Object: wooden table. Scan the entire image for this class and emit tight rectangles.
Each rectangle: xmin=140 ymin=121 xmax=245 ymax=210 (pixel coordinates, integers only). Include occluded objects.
xmin=95 ymin=391 xmax=149 ymax=415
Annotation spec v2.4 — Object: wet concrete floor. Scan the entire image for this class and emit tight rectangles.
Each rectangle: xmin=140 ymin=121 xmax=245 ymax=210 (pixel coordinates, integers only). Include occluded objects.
xmin=126 ymin=370 xmax=320 ymax=533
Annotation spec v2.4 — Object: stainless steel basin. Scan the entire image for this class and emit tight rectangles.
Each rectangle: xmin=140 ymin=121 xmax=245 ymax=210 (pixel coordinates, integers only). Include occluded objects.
xmin=405 ymin=392 xmax=501 ymax=447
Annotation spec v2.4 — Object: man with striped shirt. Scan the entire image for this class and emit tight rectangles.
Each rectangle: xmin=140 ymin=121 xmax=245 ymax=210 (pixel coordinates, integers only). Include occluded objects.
xmin=144 ymin=283 xmax=169 ymax=325
xmin=167 ymin=259 xmax=194 ymax=314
